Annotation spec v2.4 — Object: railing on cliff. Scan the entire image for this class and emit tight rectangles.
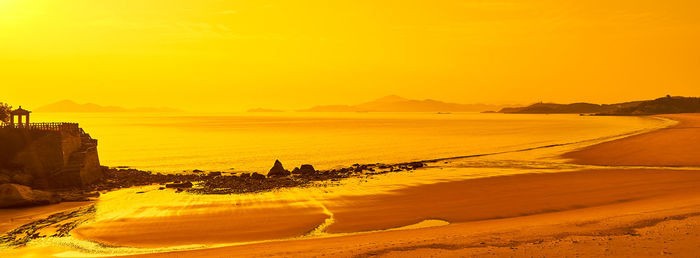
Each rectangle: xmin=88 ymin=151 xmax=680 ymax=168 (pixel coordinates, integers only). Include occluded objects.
xmin=2 ymin=122 xmax=79 ymax=131
xmin=1 ymin=122 xmax=99 ymax=145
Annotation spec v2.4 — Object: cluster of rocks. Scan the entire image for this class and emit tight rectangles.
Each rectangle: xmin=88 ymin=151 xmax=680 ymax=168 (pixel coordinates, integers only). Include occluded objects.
xmin=96 ymin=160 xmax=427 ymax=195
xmin=190 ymin=174 xmax=305 ymax=194
xmin=260 ymin=160 xmax=426 ymax=182
xmin=1 ymin=159 xmax=430 ymax=207
xmin=87 ymin=168 xmax=202 ymax=191
xmin=91 ymin=167 xmax=306 ymax=195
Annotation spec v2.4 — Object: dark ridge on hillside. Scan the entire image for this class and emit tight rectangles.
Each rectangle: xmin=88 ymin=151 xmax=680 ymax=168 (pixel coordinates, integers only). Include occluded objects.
xmin=499 ymin=101 xmax=641 ymax=114
xmin=598 ymin=96 xmax=700 ymax=115
xmin=498 ymin=96 xmax=700 ymax=115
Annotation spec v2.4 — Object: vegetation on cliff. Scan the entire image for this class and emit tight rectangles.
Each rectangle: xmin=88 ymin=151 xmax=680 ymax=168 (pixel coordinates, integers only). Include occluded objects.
xmin=0 ymin=102 xmax=11 ymax=123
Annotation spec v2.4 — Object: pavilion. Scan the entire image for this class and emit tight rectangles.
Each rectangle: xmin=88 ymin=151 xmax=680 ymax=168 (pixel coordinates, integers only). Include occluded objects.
xmin=9 ymin=106 xmax=31 ymax=127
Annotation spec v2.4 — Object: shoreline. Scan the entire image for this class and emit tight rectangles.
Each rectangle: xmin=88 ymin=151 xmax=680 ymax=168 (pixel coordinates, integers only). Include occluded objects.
xmin=78 ymin=114 xmax=673 ymax=196
xmin=128 ymin=113 xmax=700 ymax=257
xmin=4 ymin=113 xmax=700 ymax=257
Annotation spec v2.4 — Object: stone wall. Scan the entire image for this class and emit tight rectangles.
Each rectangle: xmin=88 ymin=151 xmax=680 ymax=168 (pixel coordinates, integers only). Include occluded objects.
xmin=60 ymin=129 xmax=82 ymax=166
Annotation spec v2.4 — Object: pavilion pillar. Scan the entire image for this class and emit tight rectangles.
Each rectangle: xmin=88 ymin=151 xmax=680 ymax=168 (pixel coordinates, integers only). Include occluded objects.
xmin=26 ymin=114 xmax=29 ymax=126
xmin=9 ymin=114 xmax=14 ymax=126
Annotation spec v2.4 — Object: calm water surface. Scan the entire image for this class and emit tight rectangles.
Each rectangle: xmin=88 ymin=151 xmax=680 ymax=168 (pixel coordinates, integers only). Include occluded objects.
xmin=33 ymin=112 xmax=669 ymax=173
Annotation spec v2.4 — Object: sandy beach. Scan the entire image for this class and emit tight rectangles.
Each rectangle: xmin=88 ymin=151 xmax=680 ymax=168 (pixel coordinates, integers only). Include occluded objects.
xmin=4 ymin=114 xmax=700 ymax=257
xmin=121 ymin=113 xmax=700 ymax=257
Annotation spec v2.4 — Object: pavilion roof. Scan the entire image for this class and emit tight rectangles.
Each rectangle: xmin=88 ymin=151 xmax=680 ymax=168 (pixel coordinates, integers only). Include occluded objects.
xmin=10 ymin=106 xmax=31 ymax=115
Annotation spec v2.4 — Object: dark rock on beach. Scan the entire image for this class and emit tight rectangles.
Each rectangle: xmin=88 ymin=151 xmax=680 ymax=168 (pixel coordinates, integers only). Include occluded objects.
xmin=299 ymin=164 xmax=316 ymax=176
xmin=409 ymin=162 xmax=424 ymax=169
xmin=0 ymin=183 xmax=60 ymax=208
xmin=251 ymin=173 xmax=266 ymax=180
xmin=267 ymin=160 xmax=291 ymax=178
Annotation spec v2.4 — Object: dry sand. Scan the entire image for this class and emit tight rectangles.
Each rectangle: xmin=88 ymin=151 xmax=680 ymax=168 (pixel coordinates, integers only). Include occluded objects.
xmin=563 ymin=113 xmax=700 ymax=166
xmin=128 ymin=113 xmax=700 ymax=257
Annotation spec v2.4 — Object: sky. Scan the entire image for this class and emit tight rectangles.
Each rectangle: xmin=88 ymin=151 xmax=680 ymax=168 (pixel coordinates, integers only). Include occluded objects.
xmin=1 ymin=0 xmax=699 ymax=112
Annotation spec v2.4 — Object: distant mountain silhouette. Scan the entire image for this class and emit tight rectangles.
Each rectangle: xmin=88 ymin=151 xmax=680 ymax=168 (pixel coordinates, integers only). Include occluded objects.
xmin=499 ymin=96 xmax=700 ymax=115
xmin=247 ymin=108 xmax=284 ymax=112
xmin=35 ymin=100 xmax=182 ymax=113
xmin=299 ymin=95 xmax=514 ymax=112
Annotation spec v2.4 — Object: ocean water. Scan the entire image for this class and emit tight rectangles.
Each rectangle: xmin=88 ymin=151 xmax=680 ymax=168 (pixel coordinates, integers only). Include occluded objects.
xmin=32 ymin=112 xmax=669 ymax=173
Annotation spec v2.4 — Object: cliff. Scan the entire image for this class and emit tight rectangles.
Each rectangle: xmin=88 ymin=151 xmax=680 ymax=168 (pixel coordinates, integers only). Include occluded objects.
xmin=0 ymin=123 xmax=103 ymax=189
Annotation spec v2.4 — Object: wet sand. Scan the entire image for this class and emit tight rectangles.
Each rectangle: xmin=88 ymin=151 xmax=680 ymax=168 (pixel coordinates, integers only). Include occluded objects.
xmin=130 ymin=113 xmax=700 ymax=257
xmin=325 ymin=169 xmax=700 ymax=233
xmin=131 ymin=169 xmax=700 ymax=257
xmin=0 ymin=201 xmax=92 ymax=234
xmin=72 ymin=203 xmax=328 ymax=248
xmin=69 ymin=185 xmax=330 ymax=248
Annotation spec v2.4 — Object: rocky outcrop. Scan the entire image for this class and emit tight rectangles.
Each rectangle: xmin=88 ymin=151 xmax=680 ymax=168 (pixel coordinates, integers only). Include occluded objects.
xmin=299 ymin=164 xmax=316 ymax=176
xmin=251 ymin=173 xmax=267 ymax=180
xmin=267 ymin=160 xmax=290 ymax=178
xmin=0 ymin=183 xmax=60 ymax=208
xmin=0 ymin=124 xmax=103 ymax=190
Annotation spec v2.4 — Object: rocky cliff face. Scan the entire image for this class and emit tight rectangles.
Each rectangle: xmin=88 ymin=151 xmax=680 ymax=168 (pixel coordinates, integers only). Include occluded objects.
xmin=0 ymin=124 xmax=103 ymax=189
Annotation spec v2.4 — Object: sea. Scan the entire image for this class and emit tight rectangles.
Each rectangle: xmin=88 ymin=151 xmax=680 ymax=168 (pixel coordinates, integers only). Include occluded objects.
xmin=32 ymin=112 xmax=671 ymax=173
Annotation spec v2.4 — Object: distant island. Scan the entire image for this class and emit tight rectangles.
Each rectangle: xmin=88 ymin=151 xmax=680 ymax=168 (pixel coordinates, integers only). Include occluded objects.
xmin=247 ymin=108 xmax=284 ymax=113
xmin=299 ymin=95 xmax=516 ymax=113
xmin=497 ymin=96 xmax=700 ymax=115
xmin=35 ymin=100 xmax=182 ymax=113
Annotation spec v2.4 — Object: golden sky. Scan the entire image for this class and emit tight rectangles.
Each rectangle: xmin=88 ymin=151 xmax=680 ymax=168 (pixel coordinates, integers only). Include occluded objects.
xmin=1 ymin=0 xmax=699 ymax=111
